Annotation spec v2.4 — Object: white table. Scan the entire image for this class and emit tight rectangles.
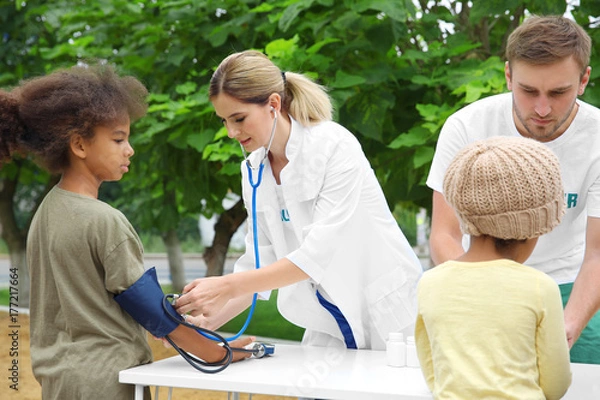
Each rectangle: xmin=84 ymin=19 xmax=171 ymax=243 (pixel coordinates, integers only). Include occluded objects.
xmin=119 ymin=344 xmax=600 ymax=400
xmin=120 ymin=344 xmax=432 ymax=399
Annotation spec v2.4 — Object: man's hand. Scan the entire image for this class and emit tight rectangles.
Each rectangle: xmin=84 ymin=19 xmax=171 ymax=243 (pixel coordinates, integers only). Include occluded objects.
xmin=564 ymin=319 xmax=581 ymax=349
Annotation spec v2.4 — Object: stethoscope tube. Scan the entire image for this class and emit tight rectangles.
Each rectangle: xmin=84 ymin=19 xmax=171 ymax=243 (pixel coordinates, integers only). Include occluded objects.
xmin=160 ymin=110 xmax=278 ymax=372
xmin=216 ymin=109 xmax=276 ymax=341
xmin=161 ymin=294 xmax=266 ymax=373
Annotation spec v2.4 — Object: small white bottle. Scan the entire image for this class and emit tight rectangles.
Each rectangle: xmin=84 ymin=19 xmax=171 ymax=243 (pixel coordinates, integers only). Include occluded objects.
xmin=386 ymin=332 xmax=406 ymax=367
xmin=406 ymin=335 xmax=420 ymax=367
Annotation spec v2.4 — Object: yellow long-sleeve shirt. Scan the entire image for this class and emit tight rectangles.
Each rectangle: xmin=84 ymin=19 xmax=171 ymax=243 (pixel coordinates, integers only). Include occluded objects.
xmin=415 ymin=259 xmax=571 ymax=399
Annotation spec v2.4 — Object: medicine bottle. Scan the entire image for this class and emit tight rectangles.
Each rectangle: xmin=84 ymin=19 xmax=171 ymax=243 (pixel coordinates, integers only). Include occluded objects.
xmin=386 ymin=332 xmax=406 ymax=367
xmin=406 ymin=335 xmax=420 ymax=367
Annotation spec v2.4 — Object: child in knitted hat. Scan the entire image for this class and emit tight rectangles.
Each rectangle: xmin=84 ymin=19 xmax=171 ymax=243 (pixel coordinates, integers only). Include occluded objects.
xmin=415 ymin=136 xmax=572 ymax=399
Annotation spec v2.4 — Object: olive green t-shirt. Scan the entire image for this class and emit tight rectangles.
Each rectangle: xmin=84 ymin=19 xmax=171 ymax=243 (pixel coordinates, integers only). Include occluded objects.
xmin=27 ymin=186 xmax=152 ymax=400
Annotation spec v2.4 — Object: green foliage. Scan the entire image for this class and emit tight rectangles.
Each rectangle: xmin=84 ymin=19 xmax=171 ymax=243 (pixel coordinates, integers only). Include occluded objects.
xmin=394 ymin=204 xmax=418 ymax=246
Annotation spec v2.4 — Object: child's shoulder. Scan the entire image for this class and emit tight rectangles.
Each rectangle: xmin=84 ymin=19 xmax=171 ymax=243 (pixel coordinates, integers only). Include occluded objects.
xmin=48 ymin=186 xmax=131 ymax=227
xmin=418 ymin=261 xmax=456 ymax=283
xmin=420 ymin=259 xmax=555 ymax=281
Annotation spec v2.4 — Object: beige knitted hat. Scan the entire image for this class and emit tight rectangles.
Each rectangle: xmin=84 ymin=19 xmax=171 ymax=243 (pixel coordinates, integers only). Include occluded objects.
xmin=443 ymin=136 xmax=565 ymax=240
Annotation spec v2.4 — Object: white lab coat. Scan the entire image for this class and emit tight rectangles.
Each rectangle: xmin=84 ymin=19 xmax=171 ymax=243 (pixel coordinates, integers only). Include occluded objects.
xmin=234 ymin=117 xmax=422 ymax=350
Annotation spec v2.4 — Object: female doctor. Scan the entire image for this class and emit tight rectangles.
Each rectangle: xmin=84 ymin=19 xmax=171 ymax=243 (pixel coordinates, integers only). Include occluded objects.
xmin=175 ymin=50 xmax=423 ymax=350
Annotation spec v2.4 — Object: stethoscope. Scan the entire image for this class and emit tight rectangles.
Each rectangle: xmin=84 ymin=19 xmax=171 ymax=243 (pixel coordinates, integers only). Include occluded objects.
xmin=231 ymin=106 xmax=277 ymax=337
xmin=160 ymin=107 xmax=278 ymax=373
xmin=161 ymin=295 xmax=272 ymax=373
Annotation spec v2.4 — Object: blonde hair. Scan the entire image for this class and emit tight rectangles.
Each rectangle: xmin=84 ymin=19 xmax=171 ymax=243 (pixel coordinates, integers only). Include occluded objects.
xmin=209 ymin=50 xmax=332 ymax=126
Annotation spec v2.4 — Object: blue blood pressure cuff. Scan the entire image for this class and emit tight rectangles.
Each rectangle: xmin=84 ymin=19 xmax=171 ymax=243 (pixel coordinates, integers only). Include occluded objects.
xmin=114 ymin=267 xmax=182 ymax=338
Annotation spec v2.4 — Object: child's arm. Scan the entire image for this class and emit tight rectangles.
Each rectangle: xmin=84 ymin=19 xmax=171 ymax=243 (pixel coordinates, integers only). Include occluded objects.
xmin=415 ymin=312 xmax=434 ymax=392
xmin=536 ymin=281 xmax=572 ymax=400
xmin=167 ymin=326 xmax=253 ymax=363
xmin=115 ymin=267 xmax=253 ymax=365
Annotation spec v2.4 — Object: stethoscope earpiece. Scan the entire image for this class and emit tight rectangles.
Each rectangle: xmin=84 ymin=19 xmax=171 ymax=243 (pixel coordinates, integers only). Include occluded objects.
xmin=240 ymin=109 xmax=277 ymax=170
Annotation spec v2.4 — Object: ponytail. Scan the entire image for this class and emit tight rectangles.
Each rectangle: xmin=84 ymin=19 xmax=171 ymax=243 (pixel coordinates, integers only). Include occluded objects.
xmin=283 ymin=71 xmax=332 ymax=125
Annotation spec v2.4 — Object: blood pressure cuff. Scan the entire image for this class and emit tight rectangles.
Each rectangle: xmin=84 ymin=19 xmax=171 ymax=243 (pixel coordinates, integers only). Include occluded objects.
xmin=114 ymin=267 xmax=182 ymax=338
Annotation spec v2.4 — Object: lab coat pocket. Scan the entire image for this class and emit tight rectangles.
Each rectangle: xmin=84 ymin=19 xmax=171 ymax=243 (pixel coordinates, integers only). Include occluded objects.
xmin=364 ymin=267 xmax=416 ymax=336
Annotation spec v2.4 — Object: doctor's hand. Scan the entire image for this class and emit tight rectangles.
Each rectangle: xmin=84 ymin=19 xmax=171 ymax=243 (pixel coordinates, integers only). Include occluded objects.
xmin=174 ymin=275 xmax=234 ymax=318
xmin=178 ymin=313 xmax=212 ymax=330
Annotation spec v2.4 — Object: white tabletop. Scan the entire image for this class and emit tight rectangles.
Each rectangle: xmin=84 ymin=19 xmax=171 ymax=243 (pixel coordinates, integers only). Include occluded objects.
xmin=120 ymin=344 xmax=600 ymax=399
xmin=120 ymin=344 xmax=432 ymax=399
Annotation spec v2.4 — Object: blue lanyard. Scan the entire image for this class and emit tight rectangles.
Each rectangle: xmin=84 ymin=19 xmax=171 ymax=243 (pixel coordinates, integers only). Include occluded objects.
xmin=234 ymin=161 xmax=266 ymax=337
xmin=197 ymin=161 xmax=264 ymax=342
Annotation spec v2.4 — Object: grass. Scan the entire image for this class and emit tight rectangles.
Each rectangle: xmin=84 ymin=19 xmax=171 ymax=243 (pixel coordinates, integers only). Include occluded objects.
xmin=218 ymin=290 xmax=304 ymax=341
xmin=0 ymin=286 xmax=304 ymax=342
xmin=0 ymin=288 xmax=8 ymax=307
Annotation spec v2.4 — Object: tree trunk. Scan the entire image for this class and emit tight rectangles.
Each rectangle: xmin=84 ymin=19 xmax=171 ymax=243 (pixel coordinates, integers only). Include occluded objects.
xmin=161 ymin=228 xmax=187 ymax=293
xmin=0 ymin=169 xmax=58 ymax=308
xmin=204 ymin=199 xmax=247 ymax=277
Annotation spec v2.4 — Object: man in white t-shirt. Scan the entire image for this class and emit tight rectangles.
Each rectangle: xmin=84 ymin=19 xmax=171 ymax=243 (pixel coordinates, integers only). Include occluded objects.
xmin=427 ymin=15 xmax=600 ymax=364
